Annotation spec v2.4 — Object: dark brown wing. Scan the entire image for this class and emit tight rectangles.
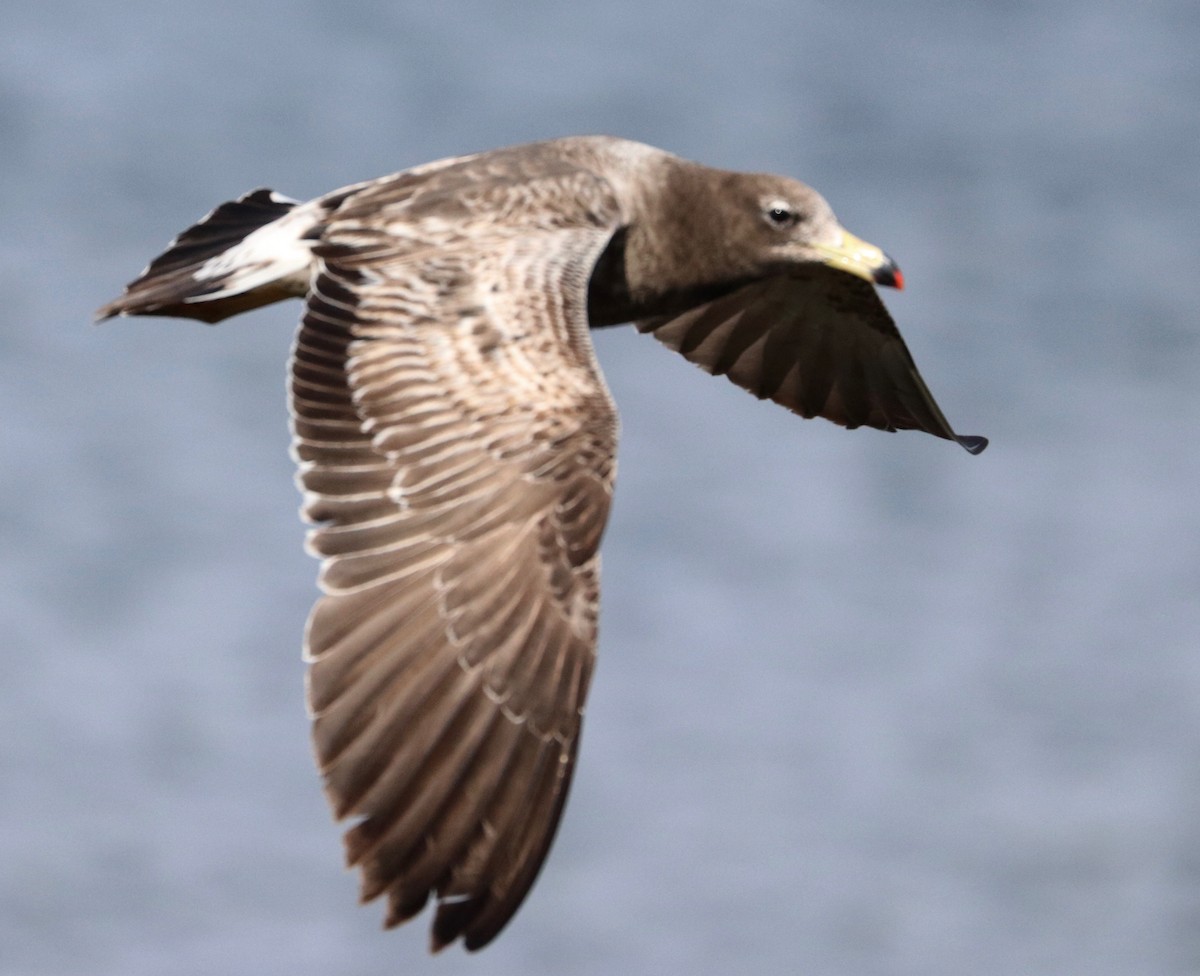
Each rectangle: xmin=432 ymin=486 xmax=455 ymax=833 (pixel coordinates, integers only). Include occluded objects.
xmin=637 ymin=267 xmax=986 ymax=453
xmin=290 ymin=194 xmax=620 ymax=951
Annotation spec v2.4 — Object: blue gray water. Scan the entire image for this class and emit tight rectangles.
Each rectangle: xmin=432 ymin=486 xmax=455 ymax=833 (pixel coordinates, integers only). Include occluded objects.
xmin=4 ymin=1 xmax=1199 ymax=973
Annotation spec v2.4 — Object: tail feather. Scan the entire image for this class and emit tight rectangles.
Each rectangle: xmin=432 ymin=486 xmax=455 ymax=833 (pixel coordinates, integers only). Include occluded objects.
xmin=96 ymin=188 xmax=314 ymax=324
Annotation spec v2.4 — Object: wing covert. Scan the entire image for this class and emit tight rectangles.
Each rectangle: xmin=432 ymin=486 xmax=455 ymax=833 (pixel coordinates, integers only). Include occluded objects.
xmin=290 ymin=205 xmax=620 ymax=951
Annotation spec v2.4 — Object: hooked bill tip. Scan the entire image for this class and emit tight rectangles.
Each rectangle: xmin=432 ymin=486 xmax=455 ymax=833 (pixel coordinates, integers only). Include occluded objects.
xmin=872 ymin=254 xmax=903 ymax=290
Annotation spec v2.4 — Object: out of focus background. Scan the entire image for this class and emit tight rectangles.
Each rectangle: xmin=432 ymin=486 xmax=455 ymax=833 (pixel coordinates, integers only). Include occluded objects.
xmin=5 ymin=2 xmax=1198 ymax=974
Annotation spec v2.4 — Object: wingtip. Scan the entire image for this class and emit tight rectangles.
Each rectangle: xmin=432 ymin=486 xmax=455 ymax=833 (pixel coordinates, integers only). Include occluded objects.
xmin=93 ymin=302 xmax=120 ymax=324
xmin=957 ymin=434 xmax=988 ymax=455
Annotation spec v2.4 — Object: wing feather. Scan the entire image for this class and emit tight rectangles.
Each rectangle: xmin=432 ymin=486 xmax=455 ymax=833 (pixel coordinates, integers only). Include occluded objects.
xmin=290 ymin=172 xmax=621 ymax=951
xmin=638 ymin=268 xmax=987 ymax=452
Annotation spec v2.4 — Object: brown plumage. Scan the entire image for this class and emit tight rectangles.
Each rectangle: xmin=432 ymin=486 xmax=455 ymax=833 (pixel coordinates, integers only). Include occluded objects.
xmin=97 ymin=136 xmax=985 ymax=953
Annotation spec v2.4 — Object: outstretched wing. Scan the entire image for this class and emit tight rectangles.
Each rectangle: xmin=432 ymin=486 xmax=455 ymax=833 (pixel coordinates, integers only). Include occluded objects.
xmin=637 ymin=268 xmax=987 ymax=453
xmin=290 ymin=181 xmax=620 ymax=951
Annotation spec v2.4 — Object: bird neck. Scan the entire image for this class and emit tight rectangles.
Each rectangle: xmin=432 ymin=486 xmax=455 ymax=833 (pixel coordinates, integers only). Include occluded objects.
xmin=586 ymin=223 xmax=757 ymax=328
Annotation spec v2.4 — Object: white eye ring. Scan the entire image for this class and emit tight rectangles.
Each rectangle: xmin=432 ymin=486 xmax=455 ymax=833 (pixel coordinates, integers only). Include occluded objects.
xmin=763 ymin=200 xmax=798 ymax=227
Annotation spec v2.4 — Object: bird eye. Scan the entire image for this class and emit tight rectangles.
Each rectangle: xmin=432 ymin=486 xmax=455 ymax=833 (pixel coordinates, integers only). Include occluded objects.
xmin=763 ymin=201 xmax=798 ymax=228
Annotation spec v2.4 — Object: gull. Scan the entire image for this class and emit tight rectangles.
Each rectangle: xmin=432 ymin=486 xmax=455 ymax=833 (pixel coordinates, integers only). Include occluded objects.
xmin=98 ymin=135 xmax=985 ymax=952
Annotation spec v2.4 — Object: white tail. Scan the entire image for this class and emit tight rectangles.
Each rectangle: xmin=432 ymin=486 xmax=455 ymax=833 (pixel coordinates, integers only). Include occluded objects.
xmin=96 ymin=188 xmax=317 ymax=324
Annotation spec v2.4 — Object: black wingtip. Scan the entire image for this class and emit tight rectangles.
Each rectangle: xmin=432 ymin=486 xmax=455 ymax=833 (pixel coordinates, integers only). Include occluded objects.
xmin=957 ymin=434 xmax=988 ymax=455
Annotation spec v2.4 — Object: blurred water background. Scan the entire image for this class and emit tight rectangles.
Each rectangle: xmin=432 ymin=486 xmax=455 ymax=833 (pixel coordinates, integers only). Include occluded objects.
xmin=4 ymin=1 xmax=1199 ymax=974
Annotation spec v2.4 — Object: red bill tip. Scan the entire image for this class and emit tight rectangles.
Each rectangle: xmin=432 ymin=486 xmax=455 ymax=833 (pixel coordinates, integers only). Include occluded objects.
xmin=871 ymin=255 xmax=904 ymax=290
